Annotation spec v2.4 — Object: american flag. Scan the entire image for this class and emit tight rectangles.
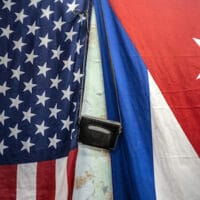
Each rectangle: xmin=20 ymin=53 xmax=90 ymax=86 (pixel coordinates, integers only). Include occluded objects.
xmin=0 ymin=0 xmax=91 ymax=199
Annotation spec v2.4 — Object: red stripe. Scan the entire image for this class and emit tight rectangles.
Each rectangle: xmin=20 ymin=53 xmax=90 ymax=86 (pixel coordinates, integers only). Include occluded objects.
xmin=67 ymin=148 xmax=78 ymax=200
xmin=109 ymin=0 xmax=200 ymax=156
xmin=36 ymin=160 xmax=56 ymax=200
xmin=0 ymin=165 xmax=17 ymax=200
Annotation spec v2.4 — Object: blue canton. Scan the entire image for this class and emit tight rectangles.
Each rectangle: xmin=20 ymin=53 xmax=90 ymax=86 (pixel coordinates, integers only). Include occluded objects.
xmin=0 ymin=0 xmax=91 ymax=164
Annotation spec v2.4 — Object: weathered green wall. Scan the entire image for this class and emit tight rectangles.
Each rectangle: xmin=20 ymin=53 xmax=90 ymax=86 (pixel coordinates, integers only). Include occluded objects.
xmin=73 ymin=9 xmax=113 ymax=200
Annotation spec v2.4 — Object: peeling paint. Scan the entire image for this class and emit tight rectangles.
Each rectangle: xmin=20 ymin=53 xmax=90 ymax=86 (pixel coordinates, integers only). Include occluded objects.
xmin=75 ymin=171 xmax=94 ymax=189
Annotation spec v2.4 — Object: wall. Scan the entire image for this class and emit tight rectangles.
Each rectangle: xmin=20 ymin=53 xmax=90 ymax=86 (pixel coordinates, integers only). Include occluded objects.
xmin=73 ymin=9 xmax=113 ymax=200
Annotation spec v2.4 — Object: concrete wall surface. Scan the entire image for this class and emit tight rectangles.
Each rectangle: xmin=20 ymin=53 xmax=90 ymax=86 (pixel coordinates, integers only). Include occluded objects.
xmin=73 ymin=8 xmax=113 ymax=200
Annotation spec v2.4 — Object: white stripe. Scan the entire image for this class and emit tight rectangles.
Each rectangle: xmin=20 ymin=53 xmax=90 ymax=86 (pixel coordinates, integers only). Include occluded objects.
xmin=149 ymin=72 xmax=200 ymax=200
xmin=16 ymin=162 xmax=37 ymax=200
xmin=55 ymin=156 xmax=68 ymax=200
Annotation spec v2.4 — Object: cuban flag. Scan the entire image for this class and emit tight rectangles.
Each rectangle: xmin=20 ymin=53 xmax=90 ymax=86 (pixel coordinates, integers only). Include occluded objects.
xmin=94 ymin=0 xmax=200 ymax=199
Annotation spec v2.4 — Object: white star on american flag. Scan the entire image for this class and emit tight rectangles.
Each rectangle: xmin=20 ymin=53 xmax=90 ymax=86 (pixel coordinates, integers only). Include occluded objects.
xmin=63 ymin=56 xmax=74 ymax=71
xmin=62 ymin=86 xmax=74 ymax=101
xmin=48 ymin=134 xmax=61 ymax=149
xmin=41 ymin=6 xmax=54 ymax=20
xmin=50 ymin=75 xmax=62 ymax=89
xmin=2 ymin=0 xmax=15 ymax=11
xmin=73 ymin=69 xmax=84 ymax=83
xmin=25 ymin=50 xmax=38 ymax=64
xmin=0 ymin=53 xmax=12 ymax=68
xmin=23 ymin=79 xmax=37 ymax=93
xmin=22 ymin=108 xmax=36 ymax=123
xmin=27 ymin=22 xmax=40 ymax=35
xmin=65 ymin=27 xmax=77 ymax=42
xmin=0 ymin=82 xmax=10 ymax=96
xmin=51 ymin=46 xmax=64 ymax=60
xmin=39 ymin=34 xmax=52 ymax=48
xmin=49 ymin=104 xmax=61 ymax=119
xmin=35 ymin=121 xmax=49 ymax=136
xmin=9 ymin=124 xmax=22 ymax=139
xmin=0 ymin=111 xmax=9 ymax=126
xmin=67 ymin=0 xmax=79 ymax=13
xmin=76 ymin=40 xmax=83 ymax=54
xmin=11 ymin=66 xmax=24 ymax=80
xmin=29 ymin=0 xmax=42 ymax=8
xmin=0 ymin=140 xmax=8 ymax=155
xmin=37 ymin=62 xmax=51 ymax=77
xmin=36 ymin=92 xmax=50 ymax=106
xmin=61 ymin=117 xmax=73 ymax=131
xmin=9 ymin=95 xmax=23 ymax=110
xmin=15 ymin=9 xmax=27 ymax=23
xmin=21 ymin=138 xmax=35 ymax=153
xmin=53 ymin=17 xmax=65 ymax=31
xmin=13 ymin=37 xmax=26 ymax=52
xmin=0 ymin=25 xmax=13 ymax=39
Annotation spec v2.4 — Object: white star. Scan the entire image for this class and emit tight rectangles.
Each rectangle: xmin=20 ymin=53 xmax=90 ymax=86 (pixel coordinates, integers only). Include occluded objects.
xmin=25 ymin=50 xmax=38 ymax=64
xmin=41 ymin=6 xmax=53 ymax=20
xmin=70 ymin=128 xmax=75 ymax=140
xmin=9 ymin=124 xmax=22 ymax=139
xmin=23 ymin=79 xmax=37 ymax=93
xmin=39 ymin=34 xmax=52 ymax=48
xmin=78 ymin=13 xmax=86 ymax=23
xmin=22 ymin=108 xmax=36 ymax=123
xmin=29 ymin=0 xmax=41 ymax=8
xmin=65 ymin=27 xmax=77 ymax=42
xmin=0 ymin=111 xmax=9 ymax=126
xmin=73 ymin=102 xmax=77 ymax=112
xmin=50 ymin=75 xmax=62 ymax=89
xmin=21 ymin=138 xmax=34 ymax=153
xmin=55 ymin=0 xmax=63 ymax=2
xmin=37 ymin=62 xmax=51 ymax=77
xmin=0 ymin=82 xmax=10 ymax=96
xmin=0 ymin=53 xmax=12 ymax=68
xmin=13 ymin=37 xmax=26 ymax=52
xmin=9 ymin=95 xmax=23 ymax=110
xmin=49 ymin=104 xmax=61 ymax=119
xmin=76 ymin=40 xmax=83 ymax=54
xmin=51 ymin=46 xmax=64 ymax=60
xmin=2 ymin=0 xmax=15 ymax=11
xmin=63 ymin=56 xmax=74 ymax=71
xmin=67 ymin=0 xmax=79 ymax=13
xmin=15 ymin=9 xmax=27 ymax=23
xmin=35 ymin=121 xmax=49 ymax=136
xmin=36 ymin=92 xmax=50 ymax=106
xmin=73 ymin=69 xmax=84 ymax=83
xmin=0 ymin=25 xmax=13 ymax=39
xmin=0 ymin=140 xmax=8 ymax=155
xmin=62 ymin=86 xmax=73 ymax=101
xmin=193 ymin=38 xmax=200 ymax=47
xmin=53 ymin=17 xmax=65 ymax=31
xmin=61 ymin=117 xmax=73 ymax=131
xmin=11 ymin=66 xmax=24 ymax=81
xmin=27 ymin=22 xmax=39 ymax=35
xmin=48 ymin=134 xmax=61 ymax=149
xmin=197 ymin=73 xmax=200 ymax=80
